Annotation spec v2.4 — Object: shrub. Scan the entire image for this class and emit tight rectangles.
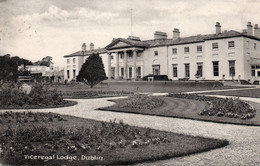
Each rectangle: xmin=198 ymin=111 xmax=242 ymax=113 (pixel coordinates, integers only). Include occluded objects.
xmin=143 ymin=74 xmax=169 ymax=81
xmin=0 ymin=83 xmax=67 ymax=108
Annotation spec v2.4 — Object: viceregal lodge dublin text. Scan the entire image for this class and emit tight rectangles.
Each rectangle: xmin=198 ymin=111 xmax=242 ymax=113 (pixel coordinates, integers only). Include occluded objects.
xmin=64 ymin=22 xmax=260 ymax=82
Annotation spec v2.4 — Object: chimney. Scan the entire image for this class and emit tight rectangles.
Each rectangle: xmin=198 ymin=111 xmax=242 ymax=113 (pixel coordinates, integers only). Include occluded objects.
xmin=90 ymin=43 xmax=94 ymax=50
xmin=254 ymin=24 xmax=260 ymax=38
xmin=247 ymin=22 xmax=253 ymax=36
xmin=172 ymin=28 xmax=180 ymax=40
xmin=215 ymin=22 xmax=221 ymax=35
xmin=82 ymin=43 xmax=86 ymax=51
xmin=154 ymin=31 xmax=167 ymax=39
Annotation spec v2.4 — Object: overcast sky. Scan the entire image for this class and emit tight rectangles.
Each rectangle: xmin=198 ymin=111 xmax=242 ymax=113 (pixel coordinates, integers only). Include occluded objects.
xmin=1 ymin=0 xmax=260 ymax=67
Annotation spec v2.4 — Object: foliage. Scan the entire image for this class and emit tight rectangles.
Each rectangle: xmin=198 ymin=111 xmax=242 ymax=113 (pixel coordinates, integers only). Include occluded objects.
xmin=122 ymin=94 xmax=164 ymax=110
xmin=0 ymin=119 xmax=169 ymax=165
xmin=33 ymin=56 xmax=53 ymax=67
xmin=0 ymin=54 xmax=32 ymax=82
xmin=168 ymin=93 xmax=256 ymax=119
xmin=76 ymin=53 xmax=106 ymax=88
xmin=0 ymin=83 xmax=68 ymax=108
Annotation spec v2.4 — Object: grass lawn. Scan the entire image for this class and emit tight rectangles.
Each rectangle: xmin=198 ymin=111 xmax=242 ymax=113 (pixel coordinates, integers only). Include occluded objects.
xmin=100 ymin=96 xmax=260 ymax=126
xmin=201 ymin=88 xmax=260 ymax=98
xmin=0 ymin=112 xmax=228 ymax=166
xmin=50 ymin=81 xmax=247 ymax=94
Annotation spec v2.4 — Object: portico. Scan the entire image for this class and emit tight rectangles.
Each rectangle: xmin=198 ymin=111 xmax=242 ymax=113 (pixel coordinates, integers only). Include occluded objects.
xmin=105 ymin=37 xmax=147 ymax=80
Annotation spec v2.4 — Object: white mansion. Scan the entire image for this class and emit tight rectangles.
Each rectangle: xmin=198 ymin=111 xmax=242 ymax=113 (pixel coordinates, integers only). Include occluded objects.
xmin=64 ymin=22 xmax=260 ymax=82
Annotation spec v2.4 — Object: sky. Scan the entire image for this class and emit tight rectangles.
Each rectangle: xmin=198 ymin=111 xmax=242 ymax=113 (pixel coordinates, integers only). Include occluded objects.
xmin=1 ymin=0 xmax=260 ymax=68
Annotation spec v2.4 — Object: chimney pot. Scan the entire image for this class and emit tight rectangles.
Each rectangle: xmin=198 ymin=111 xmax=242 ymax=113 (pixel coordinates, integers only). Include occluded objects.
xmin=215 ymin=22 xmax=221 ymax=35
xmin=254 ymin=24 xmax=260 ymax=38
xmin=82 ymin=43 xmax=86 ymax=52
xmin=172 ymin=28 xmax=180 ymax=40
xmin=247 ymin=21 xmax=253 ymax=36
xmin=154 ymin=31 xmax=167 ymax=39
xmin=90 ymin=43 xmax=94 ymax=50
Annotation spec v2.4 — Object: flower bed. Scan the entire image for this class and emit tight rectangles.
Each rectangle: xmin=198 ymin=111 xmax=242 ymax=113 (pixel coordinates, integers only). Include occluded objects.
xmin=0 ymin=83 xmax=75 ymax=109
xmin=168 ymin=93 xmax=256 ymax=119
xmin=0 ymin=112 xmax=228 ymax=166
xmin=121 ymin=94 xmax=164 ymax=110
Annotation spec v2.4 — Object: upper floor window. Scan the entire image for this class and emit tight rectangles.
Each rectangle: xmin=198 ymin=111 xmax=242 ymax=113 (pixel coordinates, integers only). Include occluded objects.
xmin=128 ymin=53 xmax=133 ymax=58
xmin=120 ymin=54 xmax=124 ymax=59
xmin=184 ymin=47 xmax=189 ymax=53
xmin=154 ymin=51 xmax=158 ymax=56
xmin=254 ymin=43 xmax=257 ymax=50
xmin=73 ymin=58 xmax=76 ymax=63
xmin=212 ymin=43 xmax=218 ymax=50
xmin=197 ymin=45 xmax=202 ymax=53
xmin=228 ymin=41 xmax=235 ymax=48
xmin=111 ymin=55 xmax=114 ymax=60
xmin=247 ymin=41 xmax=250 ymax=49
xmin=172 ymin=48 xmax=177 ymax=54
xmin=67 ymin=59 xmax=70 ymax=64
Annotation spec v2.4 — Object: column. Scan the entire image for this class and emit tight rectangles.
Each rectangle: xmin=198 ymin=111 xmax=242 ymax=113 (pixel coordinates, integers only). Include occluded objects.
xmin=107 ymin=53 xmax=111 ymax=79
xmin=133 ymin=49 xmax=137 ymax=79
xmin=115 ymin=52 xmax=119 ymax=79
xmin=123 ymin=50 xmax=127 ymax=79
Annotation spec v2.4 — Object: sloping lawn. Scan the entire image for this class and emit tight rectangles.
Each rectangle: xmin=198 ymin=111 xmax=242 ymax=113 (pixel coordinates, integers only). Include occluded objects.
xmin=99 ymin=96 xmax=260 ymax=126
xmin=0 ymin=112 xmax=228 ymax=166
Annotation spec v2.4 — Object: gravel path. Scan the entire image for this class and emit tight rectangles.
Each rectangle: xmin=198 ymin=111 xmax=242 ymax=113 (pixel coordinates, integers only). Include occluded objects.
xmin=5 ymin=97 xmax=260 ymax=166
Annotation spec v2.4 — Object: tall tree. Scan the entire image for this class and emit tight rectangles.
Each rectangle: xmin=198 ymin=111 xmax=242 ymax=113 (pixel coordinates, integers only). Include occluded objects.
xmin=76 ymin=53 xmax=106 ymax=88
xmin=33 ymin=56 xmax=53 ymax=67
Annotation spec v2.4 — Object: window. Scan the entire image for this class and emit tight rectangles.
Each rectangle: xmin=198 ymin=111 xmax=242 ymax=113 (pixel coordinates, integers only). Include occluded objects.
xmin=184 ymin=64 xmax=190 ymax=77
xmin=67 ymin=70 xmax=70 ymax=79
xmin=228 ymin=41 xmax=235 ymax=48
xmin=73 ymin=69 xmax=76 ymax=79
xmin=111 ymin=55 xmax=114 ymax=60
xmin=129 ymin=67 xmax=132 ymax=78
xmin=254 ymin=43 xmax=257 ymax=50
xmin=129 ymin=53 xmax=133 ymax=58
xmin=172 ymin=48 xmax=177 ymax=54
xmin=154 ymin=51 xmax=158 ymax=56
xmin=172 ymin=64 xmax=178 ymax=77
xmin=73 ymin=65 xmax=76 ymax=68
xmin=120 ymin=54 xmax=124 ymax=59
xmin=73 ymin=58 xmax=76 ymax=63
xmin=212 ymin=43 xmax=218 ymax=49
xmin=251 ymin=65 xmax=260 ymax=76
xmin=197 ymin=63 xmax=203 ymax=77
xmin=153 ymin=65 xmax=160 ymax=75
xmin=197 ymin=45 xmax=202 ymax=52
xmin=247 ymin=41 xmax=250 ymax=49
xmin=67 ymin=59 xmax=70 ymax=64
xmin=229 ymin=61 xmax=235 ymax=77
xmin=184 ymin=47 xmax=189 ymax=53
xmin=121 ymin=68 xmax=124 ymax=77
xmin=213 ymin=61 xmax=219 ymax=76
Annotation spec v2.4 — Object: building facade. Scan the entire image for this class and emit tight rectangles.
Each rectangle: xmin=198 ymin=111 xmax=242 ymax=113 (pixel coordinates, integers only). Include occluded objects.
xmin=64 ymin=22 xmax=260 ymax=82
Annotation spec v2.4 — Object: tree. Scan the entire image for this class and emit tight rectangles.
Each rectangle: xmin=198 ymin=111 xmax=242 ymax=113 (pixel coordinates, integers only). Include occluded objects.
xmin=0 ymin=54 xmax=32 ymax=82
xmin=76 ymin=53 xmax=106 ymax=88
xmin=33 ymin=56 xmax=53 ymax=67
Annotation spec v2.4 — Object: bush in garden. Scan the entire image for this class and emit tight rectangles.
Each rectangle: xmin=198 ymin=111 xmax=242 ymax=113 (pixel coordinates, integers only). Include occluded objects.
xmin=168 ymin=93 xmax=256 ymax=119
xmin=0 ymin=83 xmax=67 ymax=108
xmin=123 ymin=94 xmax=164 ymax=110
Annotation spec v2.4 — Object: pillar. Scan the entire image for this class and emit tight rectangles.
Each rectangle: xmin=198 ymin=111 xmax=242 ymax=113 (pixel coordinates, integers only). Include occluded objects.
xmin=123 ymin=50 xmax=127 ymax=79
xmin=107 ymin=53 xmax=111 ymax=79
xmin=133 ymin=49 xmax=137 ymax=79
xmin=115 ymin=52 xmax=119 ymax=79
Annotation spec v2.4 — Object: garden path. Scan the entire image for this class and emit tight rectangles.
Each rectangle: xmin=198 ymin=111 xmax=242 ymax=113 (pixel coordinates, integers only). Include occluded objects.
xmin=7 ymin=96 xmax=260 ymax=166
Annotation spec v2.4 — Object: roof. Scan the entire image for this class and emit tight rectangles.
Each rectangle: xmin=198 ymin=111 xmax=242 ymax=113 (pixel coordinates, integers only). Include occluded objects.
xmin=64 ymin=48 xmax=107 ymax=58
xmin=65 ymin=30 xmax=260 ymax=57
